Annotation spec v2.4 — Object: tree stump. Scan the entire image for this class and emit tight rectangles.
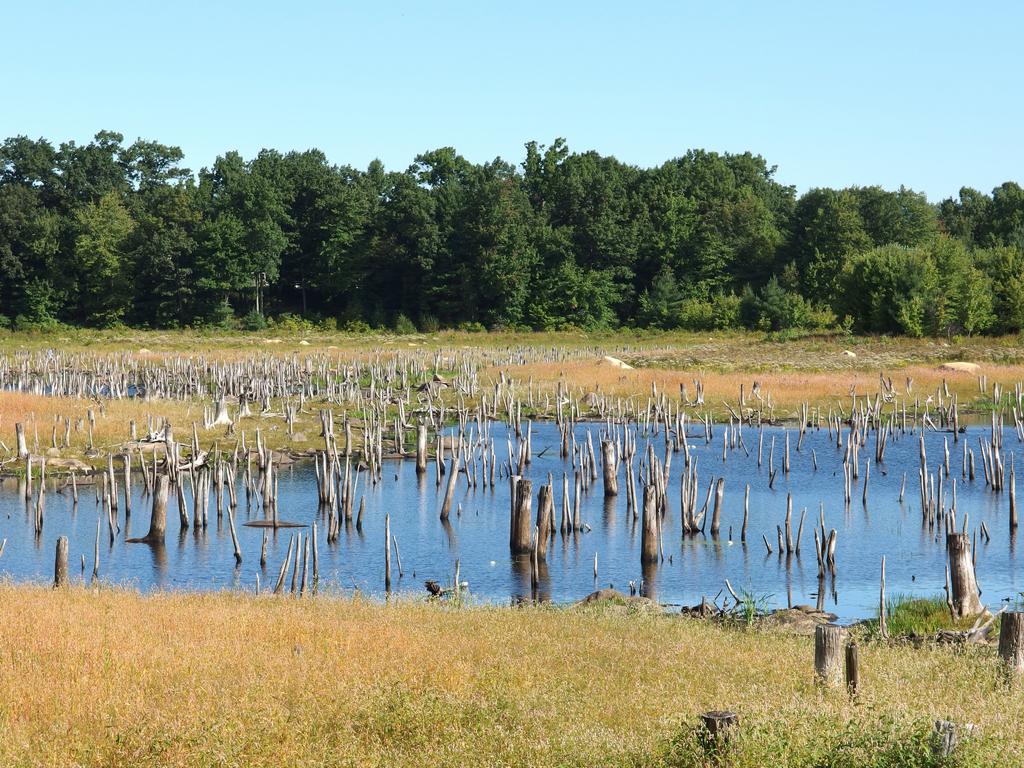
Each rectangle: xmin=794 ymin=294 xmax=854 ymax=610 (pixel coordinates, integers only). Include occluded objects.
xmin=601 ymin=439 xmax=618 ymax=497
xmin=814 ymin=624 xmax=846 ymax=686
xmin=15 ymin=422 xmax=28 ymax=459
xmin=845 ymin=642 xmax=860 ymax=696
xmin=53 ymin=536 xmax=69 ymax=588
xmin=415 ymin=424 xmax=428 ymax=474
xmin=699 ymin=710 xmax=738 ymax=753
xmin=946 ymin=533 xmax=983 ymax=618
xmin=932 ymin=719 xmax=975 ymax=758
xmin=710 ymin=478 xmax=725 ymax=537
xmin=140 ymin=474 xmax=169 ymax=543
xmin=536 ymin=484 xmax=552 ymax=560
xmin=998 ymin=611 xmax=1024 ymax=677
xmin=640 ymin=485 xmax=659 ymax=563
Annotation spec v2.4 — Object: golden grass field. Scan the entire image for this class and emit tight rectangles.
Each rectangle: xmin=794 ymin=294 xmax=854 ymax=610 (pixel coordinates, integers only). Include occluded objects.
xmin=0 ymin=586 xmax=1017 ymax=768
xmin=2 ymin=328 xmax=1023 ymax=466
xmin=1 ymin=330 xmax=1023 ymax=765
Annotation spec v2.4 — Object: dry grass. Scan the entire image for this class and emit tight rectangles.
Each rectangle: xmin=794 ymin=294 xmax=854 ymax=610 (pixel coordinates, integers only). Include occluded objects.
xmin=507 ymin=359 xmax=1024 ymax=417
xmin=0 ymin=392 xmax=328 ymax=467
xmin=0 ymin=586 xmax=1017 ymax=767
xmin=4 ymin=328 xmax=1024 ymax=466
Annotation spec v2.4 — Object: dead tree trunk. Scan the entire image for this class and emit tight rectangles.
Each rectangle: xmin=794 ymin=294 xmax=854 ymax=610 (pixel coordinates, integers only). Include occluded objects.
xmin=946 ymin=533 xmax=983 ymax=619
xmin=15 ymin=422 xmax=28 ymax=459
xmin=999 ymin=611 xmax=1024 ymax=676
xmin=510 ymin=478 xmax=533 ymax=555
xmin=130 ymin=474 xmax=169 ymax=543
xmin=814 ymin=624 xmax=846 ymax=687
xmin=601 ymin=439 xmax=618 ymax=497
xmin=415 ymin=423 xmax=428 ymax=474
xmin=54 ymin=536 xmax=69 ymax=588
xmin=536 ymin=483 xmax=552 ymax=560
xmin=641 ymin=484 xmax=659 ymax=563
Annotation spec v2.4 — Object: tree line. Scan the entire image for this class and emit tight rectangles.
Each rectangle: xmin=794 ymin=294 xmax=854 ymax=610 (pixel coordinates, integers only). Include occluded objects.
xmin=1 ymin=131 xmax=1022 ymax=335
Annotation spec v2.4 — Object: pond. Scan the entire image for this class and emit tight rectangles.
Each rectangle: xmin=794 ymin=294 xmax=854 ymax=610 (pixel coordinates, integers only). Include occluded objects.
xmin=0 ymin=421 xmax=1019 ymax=622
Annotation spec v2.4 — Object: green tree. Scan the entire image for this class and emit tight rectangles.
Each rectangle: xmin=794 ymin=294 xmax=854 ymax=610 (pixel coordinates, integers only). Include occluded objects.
xmin=192 ymin=152 xmax=288 ymax=321
xmin=789 ymin=188 xmax=872 ymax=303
xmin=72 ymin=192 xmax=135 ymax=326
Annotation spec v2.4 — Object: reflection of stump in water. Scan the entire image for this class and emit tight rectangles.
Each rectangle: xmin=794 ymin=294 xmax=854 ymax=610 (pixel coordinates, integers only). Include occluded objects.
xmin=510 ymin=554 xmax=533 ymax=602
xmin=441 ymin=517 xmax=456 ymax=549
xmin=641 ymin=559 xmax=658 ymax=601
xmin=532 ymin=559 xmax=551 ymax=603
xmin=602 ymin=495 xmax=616 ymax=536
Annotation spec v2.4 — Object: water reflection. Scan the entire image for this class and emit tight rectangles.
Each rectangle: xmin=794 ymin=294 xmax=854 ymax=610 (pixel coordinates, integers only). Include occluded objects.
xmin=0 ymin=422 xmax=1020 ymax=621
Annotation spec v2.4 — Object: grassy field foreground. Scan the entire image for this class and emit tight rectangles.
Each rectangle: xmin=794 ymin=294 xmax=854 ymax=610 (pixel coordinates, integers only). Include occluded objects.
xmin=0 ymin=588 xmax=1018 ymax=767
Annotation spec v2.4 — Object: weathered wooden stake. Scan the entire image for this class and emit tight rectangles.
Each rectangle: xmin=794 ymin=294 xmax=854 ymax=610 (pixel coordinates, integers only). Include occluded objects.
xmin=998 ymin=611 xmax=1024 ymax=677
xmin=845 ymin=642 xmax=859 ymax=696
xmin=946 ymin=532 xmax=983 ymax=618
xmin=54 ymin=536 xmax=69 ymax=588
xmin=814 ymin=624 xmax=846 ymax=686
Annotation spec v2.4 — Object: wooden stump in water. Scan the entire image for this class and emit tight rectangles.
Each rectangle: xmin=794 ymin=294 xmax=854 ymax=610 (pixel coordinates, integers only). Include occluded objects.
xmin=814 ymin=624 xmax=845 ymax=687
xmin=415 ymin=423 xmax=428 ymax=474
xmin=946 ymin=533 xmax=982 ymax=618
xmin=510 ymin=478 xmax=533 ymax=555
xmin=999 ymin=611 xmax=1024 ymax=677
xmin=536 ymin=484 xmax=552 ymax=560
xmin=710 ymin=478 xmax=724 ymax=537
xmin=641 ymin=484 xmax=659 ymax=563
xmin=129 ymin=474 xmax=169 ymax=544
xmin=601 ymin=439 xmax=618 ymax=497
xmin=53 ymin=536 xmax=69 ymax=588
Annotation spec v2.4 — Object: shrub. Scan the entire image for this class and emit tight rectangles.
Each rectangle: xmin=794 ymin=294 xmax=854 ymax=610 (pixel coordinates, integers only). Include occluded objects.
xmin=240 ymin=310 xmax=267 ymax=331
xmin=271 ymin=313 xmax=316 ymax=333
xmin=676 ymin=293 xmax=742 ymax=331
xmin=393 ymin=313 xmax=417 ymax=334
xmin=418 ymin=314 xmax=441 ymax=333
xmin=342 ymin=318 xmax=372 ymax=334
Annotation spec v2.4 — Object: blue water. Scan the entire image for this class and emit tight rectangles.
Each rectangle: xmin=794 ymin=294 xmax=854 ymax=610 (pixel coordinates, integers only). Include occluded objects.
xmin=1 ymin=421 xmax=1020 ymax=622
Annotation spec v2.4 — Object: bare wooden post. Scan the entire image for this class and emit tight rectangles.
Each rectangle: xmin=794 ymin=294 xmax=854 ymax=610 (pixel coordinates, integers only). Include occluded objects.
xmin=1011 ymin=462 xmax=1018 ymax=531
xmin=998 ymin=611 xmax=1024 ymax=677
xmin=439 ymin=446 xmax=460 ymax=520
xmin=741 ymin=483 xmax=749 ymax=543
xmin=946 ymin=533 xmax=983 ymax=618
xmin=54 ymin=536 xmax=69 ymax=588
xmin=814 ymin=624 xmax=846 ymax=686
xmin=641 ymin=484 xmax=659 ymax=563
xmin=15 ymin=422 xmax=28 ymax=459
xmin=698 ymin=711 xmax=738 ymax=753
xmin=845 ymin=642 xmax=860 ymax=696
xmin=384 ymin=513 xmax=392 ymax=593
xmin=879 ymin=556 xmax=887 ymax=639
xmin=601 ymin=439 xmax=618 ymax=497
xmin=510 ymin=478 xmax=533 ymax=555
xmin=710 ymin=477 xmax=725 ymax=537
xmin=536 ymin=484 xmax=552 ymax=560
xmin=132 ymin=474 xmax=168 ymax=544
xmin=227 ymin=505 xmax=242 ymax=565
xmin=415 ymin=423 xmax=428 ymax=474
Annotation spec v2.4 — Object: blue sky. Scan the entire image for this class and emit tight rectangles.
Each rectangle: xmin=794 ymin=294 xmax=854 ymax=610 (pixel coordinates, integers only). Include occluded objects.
xmin=2 ymin=1 xmax=1021 ymax=200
